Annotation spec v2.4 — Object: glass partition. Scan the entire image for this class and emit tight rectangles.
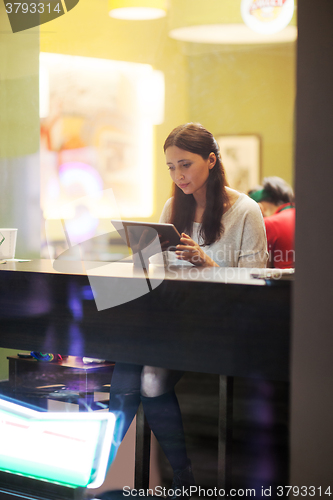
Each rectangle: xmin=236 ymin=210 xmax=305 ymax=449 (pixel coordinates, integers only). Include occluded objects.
xmin=0 ymin=0 xmax=296 ymax=494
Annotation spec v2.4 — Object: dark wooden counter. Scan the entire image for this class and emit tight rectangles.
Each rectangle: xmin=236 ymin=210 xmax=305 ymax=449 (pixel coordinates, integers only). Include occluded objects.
xmin=0 ymin=259 xmax=291 ymax=381
xmin=0 ymin=259 xmax=292 ymax=497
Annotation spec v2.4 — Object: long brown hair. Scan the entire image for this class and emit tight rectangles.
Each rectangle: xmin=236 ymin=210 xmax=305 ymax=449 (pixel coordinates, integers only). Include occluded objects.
xmin=164 ymin=123 xmax=229 ymax=246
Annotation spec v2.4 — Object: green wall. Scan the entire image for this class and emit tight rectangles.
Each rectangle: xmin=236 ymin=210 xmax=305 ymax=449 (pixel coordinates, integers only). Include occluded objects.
xmin=188 ymin=43 xmax=296 ymax=185
xmin=0 ymin=3 xmax=39 ymax=158
xmin=0 ymin=1 xmax=41 ymax=259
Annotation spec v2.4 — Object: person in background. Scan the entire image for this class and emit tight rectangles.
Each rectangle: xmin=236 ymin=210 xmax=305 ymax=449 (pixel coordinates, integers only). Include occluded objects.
xmin=248 ymin=176 xmax=295 ymax=268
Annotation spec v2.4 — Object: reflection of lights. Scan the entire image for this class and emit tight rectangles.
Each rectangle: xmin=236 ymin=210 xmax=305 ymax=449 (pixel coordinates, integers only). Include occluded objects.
xmin=59 ymin=162 xmax=103 ymax=195
xmin=120 ymin=120 xmax=153 ymax=218
xmin=82 ymin=285 xmax=94 ymax=300
xmin=44 ymin=204 xmax=76 ymax=220
xmin=170 ymin=24 xmax=297 ymax=44
xmin=39 ymin=63 xmax=49 ymax=118
xmin=58 ymin=163 xmax=103 ymax=243
xmin=65 ymin=205 xmax=99 ymax=244
xmin=42 ymin=163 xmax=104 ymax=243
xmin=40 ymin=53 xmax=159 ymax=218
xmin=69 ymin=322 xmax=85 ymax=357
xmin=109 ymin=6 xmax=166 ymax=19
xmin=108 ymin=0 xmax=166 ymax=20
xmin=44 ymin=189 xmax=120 ymax=262
xmin=137 ymin=70 xmax=165 ymax=125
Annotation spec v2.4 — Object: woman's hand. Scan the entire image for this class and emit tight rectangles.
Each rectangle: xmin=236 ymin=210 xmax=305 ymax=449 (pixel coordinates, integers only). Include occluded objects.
xmin=175 ymin=233 xmax=219 ymax=267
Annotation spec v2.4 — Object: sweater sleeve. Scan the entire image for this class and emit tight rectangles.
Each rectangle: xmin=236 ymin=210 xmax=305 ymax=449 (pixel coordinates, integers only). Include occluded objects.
xmin=159 ymin=197 xmax=173 ymax=223
xmin=238 ymin=203 xmax=268 ymax=268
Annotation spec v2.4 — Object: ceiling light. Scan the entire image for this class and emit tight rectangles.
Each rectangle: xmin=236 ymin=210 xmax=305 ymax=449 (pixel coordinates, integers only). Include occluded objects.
xmin=109 ymin=0 xmax=166 ymax=20
xmin=168 ymin=0 xmax=297 ymax=44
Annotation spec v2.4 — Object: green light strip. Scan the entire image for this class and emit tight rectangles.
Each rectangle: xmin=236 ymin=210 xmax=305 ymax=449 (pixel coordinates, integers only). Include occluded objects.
xmin=0 ymin=399 xmax=116 ymax=489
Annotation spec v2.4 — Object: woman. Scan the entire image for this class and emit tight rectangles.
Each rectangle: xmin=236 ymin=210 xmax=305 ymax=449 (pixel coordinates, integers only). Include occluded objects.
xmin=161 ymin=123 xmax=267 ymax=268
xmin=109 ymin=123 xmax=267 ymax=496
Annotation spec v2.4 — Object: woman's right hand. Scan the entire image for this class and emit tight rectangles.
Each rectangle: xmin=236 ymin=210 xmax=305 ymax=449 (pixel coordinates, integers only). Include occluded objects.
xmin=175 ymin=233 xmax=218 ymax=267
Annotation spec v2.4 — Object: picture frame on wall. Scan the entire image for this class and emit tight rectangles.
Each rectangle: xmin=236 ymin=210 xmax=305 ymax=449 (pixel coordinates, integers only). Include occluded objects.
xmin=216 ymin=134 xmax=261 ymax=194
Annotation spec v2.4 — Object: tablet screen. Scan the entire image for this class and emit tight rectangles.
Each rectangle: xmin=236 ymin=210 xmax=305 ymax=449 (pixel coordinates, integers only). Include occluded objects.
xmin=112 ymin=220 xmax=181 ymax=252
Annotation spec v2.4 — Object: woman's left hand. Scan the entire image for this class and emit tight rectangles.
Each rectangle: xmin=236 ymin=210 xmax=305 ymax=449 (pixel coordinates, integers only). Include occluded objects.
xmin=175 ymin=233 xmax=219 ymax=267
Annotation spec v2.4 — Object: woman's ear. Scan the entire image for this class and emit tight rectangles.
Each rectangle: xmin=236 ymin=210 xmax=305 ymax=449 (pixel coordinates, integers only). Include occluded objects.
xmin=208 ymin=152 xmax=217 ymax=169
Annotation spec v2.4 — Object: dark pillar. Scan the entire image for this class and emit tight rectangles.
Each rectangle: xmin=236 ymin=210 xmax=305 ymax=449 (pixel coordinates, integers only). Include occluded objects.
xmin=291 ymin=0 xmax=333 ymax=488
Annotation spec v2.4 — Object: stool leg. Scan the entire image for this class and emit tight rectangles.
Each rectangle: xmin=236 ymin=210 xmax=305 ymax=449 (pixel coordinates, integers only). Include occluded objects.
xmin=218 ymin=375 xmax=234 ymax=490
xmin=135 ymin=403 xmax=151 ymax=490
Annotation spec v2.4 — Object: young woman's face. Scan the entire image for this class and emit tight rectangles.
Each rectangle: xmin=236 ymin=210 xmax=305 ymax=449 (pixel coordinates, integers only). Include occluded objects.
xmin=165 ymin=146 xmax=216 ymax=198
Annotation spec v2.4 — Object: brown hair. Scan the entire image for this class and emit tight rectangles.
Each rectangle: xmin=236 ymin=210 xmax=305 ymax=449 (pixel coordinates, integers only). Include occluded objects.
xmin=262 ymin=177 xmax=295 ymax=205
xmin=164 ymin=123 xmax=229 ymax=246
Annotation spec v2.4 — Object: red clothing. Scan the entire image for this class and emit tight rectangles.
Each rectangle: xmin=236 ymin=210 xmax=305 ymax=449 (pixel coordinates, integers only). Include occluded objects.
xmin=264 ymin=204 xmax=295 ymax=268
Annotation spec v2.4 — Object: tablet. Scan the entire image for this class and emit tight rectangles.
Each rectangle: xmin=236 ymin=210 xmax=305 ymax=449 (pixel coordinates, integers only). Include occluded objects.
xmin=112 ymin=220 xmax=181 ymax=252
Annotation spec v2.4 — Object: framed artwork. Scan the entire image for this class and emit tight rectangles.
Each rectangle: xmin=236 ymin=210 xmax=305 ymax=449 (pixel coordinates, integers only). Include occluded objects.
xmin=216 ymin=134 xmax=261 ymax=194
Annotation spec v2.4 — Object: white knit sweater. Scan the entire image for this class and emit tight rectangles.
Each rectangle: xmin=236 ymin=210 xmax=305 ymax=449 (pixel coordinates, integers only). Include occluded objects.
xmin=159 ymin=193 xmax=268 ymax=268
